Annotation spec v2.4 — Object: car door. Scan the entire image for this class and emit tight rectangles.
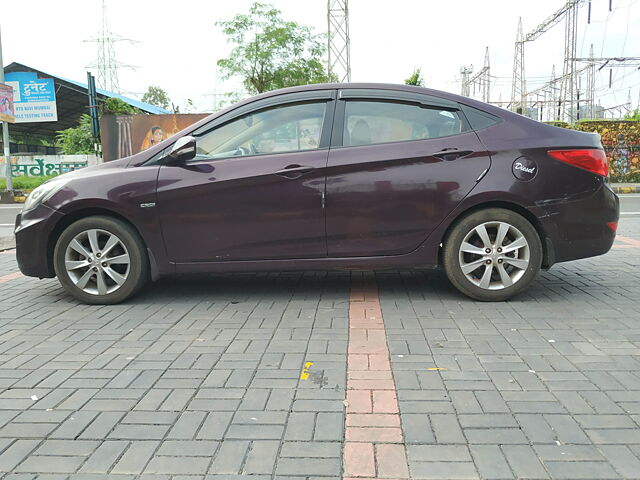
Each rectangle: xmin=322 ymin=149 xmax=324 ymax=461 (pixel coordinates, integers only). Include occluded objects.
xmin=325 ymin=89 xmax=491 ymax=257
xmin=156 ymin=90 xmax=336 ymax=263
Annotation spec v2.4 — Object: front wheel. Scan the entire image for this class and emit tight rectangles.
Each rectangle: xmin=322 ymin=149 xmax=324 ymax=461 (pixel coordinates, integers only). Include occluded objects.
xmin=442 ymin=208 xmax=542 ymax=301
xmin=54 ymin=216 xmax=149 ymax=304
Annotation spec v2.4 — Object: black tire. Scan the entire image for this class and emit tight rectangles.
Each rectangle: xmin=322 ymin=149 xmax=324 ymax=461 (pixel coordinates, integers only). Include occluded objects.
xmin=53 ymin=216 xmax=149 ymax=304
xmin=442 ymin=208 xmax=543 ymax=302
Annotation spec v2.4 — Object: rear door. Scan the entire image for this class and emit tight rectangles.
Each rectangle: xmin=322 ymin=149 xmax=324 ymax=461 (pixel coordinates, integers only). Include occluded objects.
xmin=325 ymin=89 xmax=491 ymax=257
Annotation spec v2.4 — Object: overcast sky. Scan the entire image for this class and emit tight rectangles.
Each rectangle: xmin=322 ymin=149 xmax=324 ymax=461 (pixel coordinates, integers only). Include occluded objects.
xmin=2 ymin=0 xmax=639 ymax=115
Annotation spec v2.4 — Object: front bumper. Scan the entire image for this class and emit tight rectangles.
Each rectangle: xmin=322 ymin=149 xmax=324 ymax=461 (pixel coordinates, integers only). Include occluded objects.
xmin=15 ymin=204 xmax=63 ymax=278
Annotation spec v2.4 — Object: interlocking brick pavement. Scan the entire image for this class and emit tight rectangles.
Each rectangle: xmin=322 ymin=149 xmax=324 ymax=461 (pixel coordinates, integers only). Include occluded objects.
xmin=0 ymin=218 xmax=636 ymax=478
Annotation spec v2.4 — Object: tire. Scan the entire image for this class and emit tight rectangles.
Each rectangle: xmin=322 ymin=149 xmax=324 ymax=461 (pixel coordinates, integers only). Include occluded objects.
xmin=442 ymin=208 xmax=542 ymax=302
xmin=53 ymin=216 xmax=149 ymax=304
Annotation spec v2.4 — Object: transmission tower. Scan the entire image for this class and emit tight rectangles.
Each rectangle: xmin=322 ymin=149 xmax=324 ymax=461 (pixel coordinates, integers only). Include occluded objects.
xmin=462 ymin=48 xmax=490 ymax=102
xmin=85 ymin=0 xmax=135 ymax=93
xmin=511 ymin=18 xmax=526 ymax=113
xmin=586 ymin=44 xmax=595 ymax=119
xmin=460 ymin=66 xmax=473 ymax=97
xmin=559 ymin=0 xmax=579 ymax=121
xmin=327 ymin=0 xmax=351 ymax=82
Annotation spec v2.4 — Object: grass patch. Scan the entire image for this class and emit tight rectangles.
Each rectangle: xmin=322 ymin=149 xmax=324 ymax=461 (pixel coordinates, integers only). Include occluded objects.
xmin=0 ymin=175 xmax=59 ymax=191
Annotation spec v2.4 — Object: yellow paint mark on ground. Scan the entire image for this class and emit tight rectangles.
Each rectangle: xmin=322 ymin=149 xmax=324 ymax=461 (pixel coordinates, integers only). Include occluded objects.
xmin=426 ymin=367 xmax=447 ymax=371
xmin=300 ymin=362 xmax=314 ymax=380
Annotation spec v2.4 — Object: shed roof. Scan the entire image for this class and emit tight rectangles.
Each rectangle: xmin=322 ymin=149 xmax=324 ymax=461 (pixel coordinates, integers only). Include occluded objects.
xmin=3 ymin=62 xmax=170 ymax=139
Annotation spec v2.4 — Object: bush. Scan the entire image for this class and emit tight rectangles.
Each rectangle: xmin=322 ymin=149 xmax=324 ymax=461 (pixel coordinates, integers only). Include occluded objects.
xmin=0 ymin=175 xmax=59 ymax=191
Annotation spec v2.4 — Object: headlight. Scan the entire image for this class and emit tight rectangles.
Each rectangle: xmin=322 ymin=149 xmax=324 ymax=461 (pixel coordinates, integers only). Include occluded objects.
xmin=22 ymin=178 xmax=70 ymax=213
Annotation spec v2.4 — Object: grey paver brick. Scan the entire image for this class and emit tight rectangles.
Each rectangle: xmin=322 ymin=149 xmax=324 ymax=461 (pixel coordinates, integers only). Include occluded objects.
xmin=145 ymin=456 xmax=211 ymax=475
xmin=208 ymin=440 xmax=249 ymax=474
xmin=243 ymin=440 xmax=280 ymax=474
xmin=111 ymin=441 xmax=159 ymax=474
xmin=544 ymin=461 xmax=618 ymax=479
xmin=598 ymin=445 xmax=640 ymax=478
xmin=79 ymin=440 xmax=129 ymax=473
xmin=470 ymin=445 xmax=513 ymax=479
xmin=275 ymin=457 xmax=341 ymax=476
xmin=502 ymin=445 xmax=549 ymax=479
xmin=313 ymin=412 xmax=343 ymax=441
xmin=0 ymin=440 xmax=40 ymax=472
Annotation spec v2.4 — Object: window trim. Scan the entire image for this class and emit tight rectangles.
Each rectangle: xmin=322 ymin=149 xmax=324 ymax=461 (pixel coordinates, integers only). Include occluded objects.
xmin=188 ymin=99 xmax=335 ymax=163
xmin=331 ymin=95 xmax=471 ymax=149
xmin=146 ymin=90 xmax=337 ymax=166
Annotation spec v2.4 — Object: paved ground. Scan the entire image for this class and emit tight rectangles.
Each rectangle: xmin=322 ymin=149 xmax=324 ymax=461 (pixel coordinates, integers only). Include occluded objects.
xmin=0 ymin=217 xmax=637 ymax=478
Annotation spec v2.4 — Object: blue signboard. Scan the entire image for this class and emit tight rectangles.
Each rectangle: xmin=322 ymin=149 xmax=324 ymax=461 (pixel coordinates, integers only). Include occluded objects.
xmin=5 ymin=72 xmax=58 ymax=123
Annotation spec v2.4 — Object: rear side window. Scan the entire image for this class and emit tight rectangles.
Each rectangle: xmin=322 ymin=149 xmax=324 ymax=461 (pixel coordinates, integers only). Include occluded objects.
xmin=343 ymin=101 xmax=468 ymax=147
xmin=460 ymin=104 xmax=501 ymax=131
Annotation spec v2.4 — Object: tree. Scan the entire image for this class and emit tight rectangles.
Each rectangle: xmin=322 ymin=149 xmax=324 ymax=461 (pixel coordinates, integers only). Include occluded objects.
xmin=405 ymin=68 xmax=425 ymax=87
xmin=216 ymin=2 xmax=335 ymax=94
xmin=56 ymin=114 xmax=95 ymax=154
xmin=142 ymin=86 xmax=171 ymax=110
xmin=101 ymin=97 xmax=141 ymax=115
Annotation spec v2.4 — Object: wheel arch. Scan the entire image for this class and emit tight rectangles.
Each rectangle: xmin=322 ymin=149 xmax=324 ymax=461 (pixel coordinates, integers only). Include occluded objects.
xmin=47 ymin=207 xmax=158 ymax=280
xmin=439 ymin=200 xmax=555 ymax=269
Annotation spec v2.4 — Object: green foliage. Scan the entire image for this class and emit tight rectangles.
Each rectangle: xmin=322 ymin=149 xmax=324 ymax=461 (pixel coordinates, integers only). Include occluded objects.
xmin=101 ymin=97 xmax=141 ymax=115
xmin=55 ymin=115 xmax=95 ymax=155
xmin=405 ymin=68 xmax=425 ymax=86
xmin=625 ymin=109 xmax=640 ymax=121
xmin=0 ymin=175 xmax=58 ymax=191
xmin=610 ymin=171 xmax=640 ymax=183
xmin=142 ymin=86 xmax=171 ymax=110
xmin=216 ymin=2 xmax=335 ymax=94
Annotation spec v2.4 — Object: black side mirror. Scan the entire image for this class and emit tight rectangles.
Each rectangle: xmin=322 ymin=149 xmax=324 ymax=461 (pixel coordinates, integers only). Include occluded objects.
xmin=163 ymin=136 xmax=196 ymax=164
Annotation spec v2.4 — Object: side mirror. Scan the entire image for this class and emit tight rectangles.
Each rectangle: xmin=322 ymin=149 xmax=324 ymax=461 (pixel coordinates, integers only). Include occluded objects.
xmin=164 ymin=136 xmax=196 ymax=164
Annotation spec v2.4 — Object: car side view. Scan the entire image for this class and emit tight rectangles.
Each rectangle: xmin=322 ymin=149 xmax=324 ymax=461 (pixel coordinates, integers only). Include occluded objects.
xmin=14 ymin=83 xmax=619 ymax=304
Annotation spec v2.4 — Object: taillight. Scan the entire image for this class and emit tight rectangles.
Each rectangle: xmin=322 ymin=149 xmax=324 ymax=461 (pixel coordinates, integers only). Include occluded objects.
xmin=607 ymin=222 xmax=618 ymax=232
xmin=547 ymin=149 xmax=608 ymax=177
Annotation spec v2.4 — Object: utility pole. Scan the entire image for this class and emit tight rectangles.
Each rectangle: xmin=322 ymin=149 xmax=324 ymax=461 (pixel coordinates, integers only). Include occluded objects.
xmin=0 ymin=25 xmax=13 ymax=193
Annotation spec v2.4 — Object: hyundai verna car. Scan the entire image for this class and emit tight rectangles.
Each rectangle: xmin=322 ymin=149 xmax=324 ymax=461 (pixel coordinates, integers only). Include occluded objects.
xmin=14 ymin=83 xmax=619 ymax=304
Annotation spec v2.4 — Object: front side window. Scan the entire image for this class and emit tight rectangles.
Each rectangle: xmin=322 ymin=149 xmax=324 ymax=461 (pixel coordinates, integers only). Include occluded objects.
xmin=343 ymin=100 xmax=467 ymax=147
xmin=195 ymin=102 xmax=326 ymax=160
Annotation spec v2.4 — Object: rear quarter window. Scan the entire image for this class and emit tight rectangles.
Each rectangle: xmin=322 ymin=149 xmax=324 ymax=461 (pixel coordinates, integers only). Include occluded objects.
xmin=460 ymin=104 xmax=501 ymax=131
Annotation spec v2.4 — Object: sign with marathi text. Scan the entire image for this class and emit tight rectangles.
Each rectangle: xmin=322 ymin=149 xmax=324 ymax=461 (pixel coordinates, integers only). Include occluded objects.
xmin=0 ymin=83 xmax=14 ymax=123
xmin=4 ymin=72 xmax=58 ymax=123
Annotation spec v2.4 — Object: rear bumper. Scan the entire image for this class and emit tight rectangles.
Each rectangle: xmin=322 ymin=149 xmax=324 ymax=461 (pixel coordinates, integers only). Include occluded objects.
xmin=542 ymin=182 xmax=619 ymax=264
xmin=15 ymin=204 xmax=62 ymax=278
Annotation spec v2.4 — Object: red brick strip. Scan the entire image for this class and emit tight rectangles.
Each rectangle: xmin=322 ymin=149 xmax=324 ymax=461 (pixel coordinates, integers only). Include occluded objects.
xmin=614 ymin=235 xmax=640 ymax=249
xmin=0 ymin=271 xmax=23 ymax=283
xmin=344 ymin=274 xmax=409 ymax=479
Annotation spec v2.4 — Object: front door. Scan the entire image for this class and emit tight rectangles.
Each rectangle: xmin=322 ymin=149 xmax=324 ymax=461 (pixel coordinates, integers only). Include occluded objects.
xmin=326 ymin=91 xmax=491 ymax=257
xmin=156 ymin=93 xmax=335 ymax=263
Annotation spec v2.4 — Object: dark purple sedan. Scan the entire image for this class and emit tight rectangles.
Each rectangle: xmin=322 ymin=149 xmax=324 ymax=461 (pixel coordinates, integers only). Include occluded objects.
xmin=14 ymin=83 xmax=619 ymax=303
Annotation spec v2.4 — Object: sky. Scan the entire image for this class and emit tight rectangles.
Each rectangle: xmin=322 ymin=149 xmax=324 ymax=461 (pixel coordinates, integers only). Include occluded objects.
xmin=1 ymin=0 xmax=639 ymax=116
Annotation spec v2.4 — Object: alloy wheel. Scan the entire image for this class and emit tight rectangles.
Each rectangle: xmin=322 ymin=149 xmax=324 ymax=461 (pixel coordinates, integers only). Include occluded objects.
xmin=64 ymin=229 xmax=131 ymax=296
xmin=458 ymin=221 xmax=530 ymax=290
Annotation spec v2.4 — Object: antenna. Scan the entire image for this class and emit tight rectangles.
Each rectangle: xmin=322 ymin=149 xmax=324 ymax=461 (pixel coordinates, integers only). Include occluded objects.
xmin=327 ymin=0 xmax=351 ymax=82
xmin=84 ymin=0 xmax=137 ymax=93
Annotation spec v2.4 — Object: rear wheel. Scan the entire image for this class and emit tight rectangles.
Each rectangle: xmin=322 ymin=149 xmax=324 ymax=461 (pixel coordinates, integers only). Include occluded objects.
xmin=443 ymin=208 xmax=542 ymax=301
xmin=54 ymin=216 xmax=149 ymax=304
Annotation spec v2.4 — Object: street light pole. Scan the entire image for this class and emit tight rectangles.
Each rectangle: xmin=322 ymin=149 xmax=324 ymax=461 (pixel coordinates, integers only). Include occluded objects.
xmin=0 ymin=25 xmax=13 ymax=193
